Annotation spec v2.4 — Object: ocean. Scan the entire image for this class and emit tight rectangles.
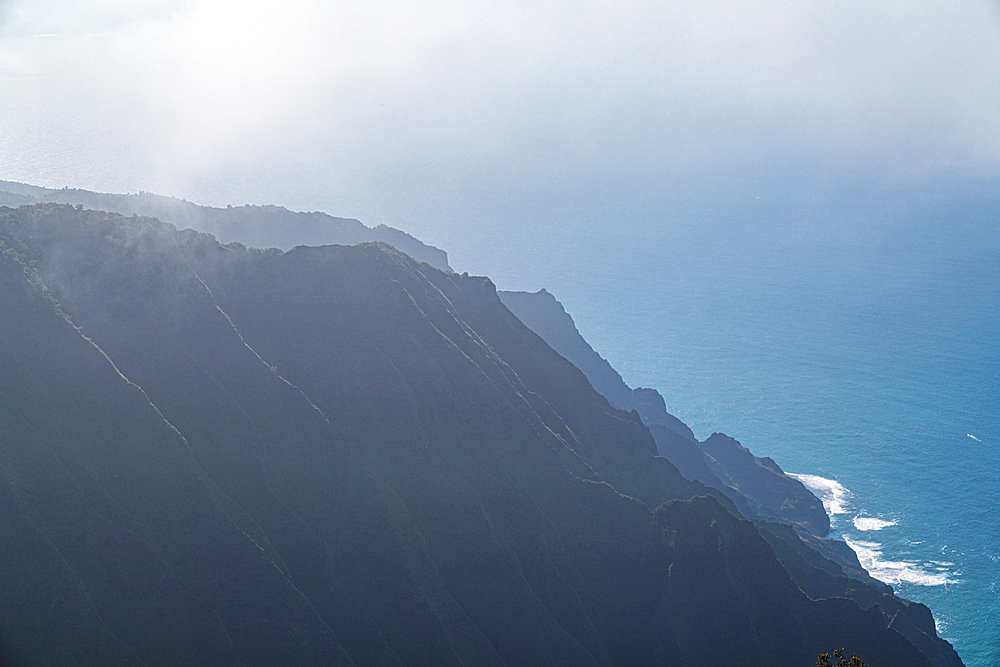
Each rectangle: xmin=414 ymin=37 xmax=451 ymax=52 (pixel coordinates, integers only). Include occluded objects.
xmin=427 ymin=185 xmax=1000 ymax=666
xmin=2 ymin=99 xmax=996 ymax=660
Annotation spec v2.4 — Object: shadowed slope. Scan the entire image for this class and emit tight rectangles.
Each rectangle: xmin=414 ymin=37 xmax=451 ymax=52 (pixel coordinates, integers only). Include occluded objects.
xmin=0 ymin=204 xmax=947 ymax=667
xmin=498 ymin=288 xmax=829 ymax=535
xmin=0 ymin=225 xmax=353 ymax=667
xmin=497 ymin=287 xmax=960 ymax=667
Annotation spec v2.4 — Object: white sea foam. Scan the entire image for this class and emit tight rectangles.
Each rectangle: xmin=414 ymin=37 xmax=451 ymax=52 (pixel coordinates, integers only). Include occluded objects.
xmin=787 ymin=473 xmax=850 ymax=516
xmin=853 ymin=516 xmax=897 ymax=531
xmin=845 ymin=537 xmax=957 ymax=586
xmin=968 ymin=433 xmax=981 ymax=442
xmin=788 ymin=472 xmax=957 ymax=586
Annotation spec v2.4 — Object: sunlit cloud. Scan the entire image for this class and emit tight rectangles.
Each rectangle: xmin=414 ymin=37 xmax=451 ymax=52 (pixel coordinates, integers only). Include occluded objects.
xmin=0 ymin=0 xmax=998 ymax=212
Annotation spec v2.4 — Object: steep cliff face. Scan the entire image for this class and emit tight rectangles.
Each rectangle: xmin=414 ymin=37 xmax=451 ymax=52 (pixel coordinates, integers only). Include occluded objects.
xmin=497 ymin=288 xmax=962 ymax=667
xmin=498 ymin=289 xmax=829 ymax=536
xmin=0 ymin=181 xmax=451 ymax=271
xmin=0 ymin=205 xmax=953 ymax=666
xmin=497 ymin=289 xmax=694 ymax=440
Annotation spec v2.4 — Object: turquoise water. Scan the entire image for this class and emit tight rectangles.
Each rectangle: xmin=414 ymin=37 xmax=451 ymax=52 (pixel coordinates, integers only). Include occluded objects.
xmin=429 ymin=186 xmax=1000 ymax=666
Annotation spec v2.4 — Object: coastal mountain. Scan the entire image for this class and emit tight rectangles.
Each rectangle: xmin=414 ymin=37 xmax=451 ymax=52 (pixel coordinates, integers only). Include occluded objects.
xmin=0 ymin=181 xmax=451 ymax=271
xmin=498 ymin=289 xmax=828 ymax=535
xmin=498 ymin=289 xmax=961 ymax=667
xmin=496 ymin=289 xmax=695 ymax=440
xmin=0 ymin=203 xmax=958 ymax=666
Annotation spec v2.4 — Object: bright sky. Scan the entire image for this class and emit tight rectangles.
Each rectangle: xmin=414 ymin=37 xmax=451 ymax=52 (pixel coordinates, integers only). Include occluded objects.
xmin=1 ymin=0 xmax=998 ymax=227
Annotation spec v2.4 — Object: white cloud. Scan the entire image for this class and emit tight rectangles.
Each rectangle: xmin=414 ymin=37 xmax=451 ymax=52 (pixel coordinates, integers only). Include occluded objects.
xmin=0 ymin=0 xmax=998 ymax=209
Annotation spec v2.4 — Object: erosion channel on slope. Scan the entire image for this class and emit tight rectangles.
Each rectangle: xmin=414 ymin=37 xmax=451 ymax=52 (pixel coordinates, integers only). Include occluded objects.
xmin=0 ymin=200 xmax=962 ymax=667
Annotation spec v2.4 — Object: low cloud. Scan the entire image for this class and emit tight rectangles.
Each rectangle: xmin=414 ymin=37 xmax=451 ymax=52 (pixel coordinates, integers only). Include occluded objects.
xmin=0 ymin=0 xmax=998 ymax=217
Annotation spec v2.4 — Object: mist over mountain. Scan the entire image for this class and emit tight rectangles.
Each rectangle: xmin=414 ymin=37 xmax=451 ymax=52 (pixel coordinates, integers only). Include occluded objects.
xmin=0 ymin=202 xmax=962 ymax=666
xmin=0 ymin=0 xmax=995 ymax=660
xmin=0 ymin=180 xmax=451 ymax=271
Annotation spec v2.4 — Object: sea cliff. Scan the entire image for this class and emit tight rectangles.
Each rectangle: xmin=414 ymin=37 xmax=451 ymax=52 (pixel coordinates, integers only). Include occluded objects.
xmin=498 ymin=288 xmax=961 ymax=667
xmin=0 ymin=202 xmax=961 ymax=666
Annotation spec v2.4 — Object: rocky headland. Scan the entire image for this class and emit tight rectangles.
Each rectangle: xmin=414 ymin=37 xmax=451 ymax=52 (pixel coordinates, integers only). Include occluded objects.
xmin=0 ymin=197 xmax=962 ymax=666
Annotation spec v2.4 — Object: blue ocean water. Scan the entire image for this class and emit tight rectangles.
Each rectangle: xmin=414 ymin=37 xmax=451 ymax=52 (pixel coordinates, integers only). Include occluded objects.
xmin=434 ymin=186 xmax=1000 ymax=666
xmin=2 ymin=95 xmax=996 ymax=658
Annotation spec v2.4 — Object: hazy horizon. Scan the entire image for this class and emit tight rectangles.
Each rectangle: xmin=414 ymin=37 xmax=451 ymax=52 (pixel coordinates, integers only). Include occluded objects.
xmin=1 ymin=0 xmax=998 ymax=267
xmin=3 ymin=4 xmax=1000 ymax=664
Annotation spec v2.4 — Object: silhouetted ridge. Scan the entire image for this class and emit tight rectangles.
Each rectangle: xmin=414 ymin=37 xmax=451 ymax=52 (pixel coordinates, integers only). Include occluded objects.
xmin=0 ymin=180 xmax=451 ymax=271
xmin=0 ymin=204 xmax=958 ymax=667
xmin=499 ymin=288 xmax=828 ymax=535
xmin=498 ymin=289 xmax=694 ymax=440
xmin=498 ymin=287 xmax=961 ymax=667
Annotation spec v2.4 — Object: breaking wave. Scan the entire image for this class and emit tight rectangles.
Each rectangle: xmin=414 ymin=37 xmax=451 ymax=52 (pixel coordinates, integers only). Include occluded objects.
xmin=845 ymin=537 xmax=958 ymax=586
xmin=853 ymin=516 xmax=897 ymax=531
xmin=787 ymin=473 xmax=956 ymax=587
xmin=787 ymin=473 xmax=850 ymax=515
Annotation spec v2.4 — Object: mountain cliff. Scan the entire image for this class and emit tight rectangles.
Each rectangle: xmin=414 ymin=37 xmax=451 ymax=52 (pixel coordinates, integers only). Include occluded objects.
xmin=0 ymin=204 xmax=958 ymax=666
xmin=0 ymin=181 xmax=451 ymax=271
xmin=498 ymin=289 xmax=961 ymax=667
xmin=498 ymin=289 xmax=829 ymax=535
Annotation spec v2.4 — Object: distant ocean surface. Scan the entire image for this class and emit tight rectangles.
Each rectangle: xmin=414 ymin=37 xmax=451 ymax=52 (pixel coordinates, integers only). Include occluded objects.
xmin=442 ymin=189 xmax=999 ymax=667
xmin=2 ymin=117 xmax=996 ymax=661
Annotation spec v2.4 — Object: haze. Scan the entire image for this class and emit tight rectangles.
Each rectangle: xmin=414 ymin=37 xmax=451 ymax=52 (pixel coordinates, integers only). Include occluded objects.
xmin=1 ymin=0 xmax=998 ymax=281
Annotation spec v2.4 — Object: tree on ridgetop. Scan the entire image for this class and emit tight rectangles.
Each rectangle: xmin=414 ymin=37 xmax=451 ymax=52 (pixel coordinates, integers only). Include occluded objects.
xmin=817 ymin=648 xmax=868 ymax=667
